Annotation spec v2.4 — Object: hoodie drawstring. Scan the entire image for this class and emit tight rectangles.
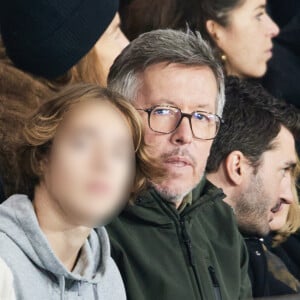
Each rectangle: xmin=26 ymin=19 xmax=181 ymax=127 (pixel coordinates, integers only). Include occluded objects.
xmin=77 ymin=281 xmax=82 ymax=296
xmin=59 ymin=279 xmax=98 ymax=299
xmin=93 ymin=283 xmax=99 ymax=300
xmin=59 ymin=276 xmax=65 ymax=300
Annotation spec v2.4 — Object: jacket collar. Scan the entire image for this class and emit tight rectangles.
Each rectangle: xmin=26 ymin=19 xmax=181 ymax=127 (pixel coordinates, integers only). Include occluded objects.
xmin=121 ymin=177 xmax=225 ymax=224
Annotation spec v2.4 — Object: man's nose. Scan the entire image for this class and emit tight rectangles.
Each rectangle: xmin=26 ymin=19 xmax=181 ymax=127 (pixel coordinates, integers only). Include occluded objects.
xmin=170 ymin=117 xmax=193 ymax=145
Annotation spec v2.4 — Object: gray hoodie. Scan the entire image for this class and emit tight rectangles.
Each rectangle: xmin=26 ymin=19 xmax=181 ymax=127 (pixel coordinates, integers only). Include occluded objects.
xmin=0 ymin=195 xmax=127 ymax=300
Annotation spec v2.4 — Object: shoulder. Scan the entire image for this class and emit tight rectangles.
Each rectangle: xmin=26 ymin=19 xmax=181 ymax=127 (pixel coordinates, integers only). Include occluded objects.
xmin=0 ymin=256 xmax=13 ymax=279
xmin=96 ymin=255 xmax=126 ymax=299
xmin=0 ymin=232 xmax=19 ymax=251
xmin=0 ymin=257 xmax=16 ymax=300
xmin=197 ymin=179 xmax=237 ymax=223
xmin=0 ymin=232 xmax=29 ymax=269
xmin=197 ymin=191 xmax=237 ymax=227
xmin=193 ymin=186 xmax=242 ymax=248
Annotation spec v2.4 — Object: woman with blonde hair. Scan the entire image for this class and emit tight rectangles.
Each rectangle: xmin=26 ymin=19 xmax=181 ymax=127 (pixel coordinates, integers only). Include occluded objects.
xmin=0 ymin=0 xmax=128 ymax=199
xmin=270 ymin=186 xmax=300 ymax=247
xmin=0 ymin=83 xmax=162 ymax=299
xmin=267 ymin=159 xmax=300 ymax=282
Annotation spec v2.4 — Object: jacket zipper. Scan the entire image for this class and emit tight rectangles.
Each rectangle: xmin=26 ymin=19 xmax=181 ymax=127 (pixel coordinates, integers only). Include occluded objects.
xmin=180 ymin=218 xmax=223 ymax=300
xmin=179 ymin=217 xmax=204 ymax=299
xmin=208 ymin=266 xmax=222 ymax=300
xmin=154 ymin=191 xmax=225 ymax=299
xmin=180 ymin=218 xmax=195 ymax=266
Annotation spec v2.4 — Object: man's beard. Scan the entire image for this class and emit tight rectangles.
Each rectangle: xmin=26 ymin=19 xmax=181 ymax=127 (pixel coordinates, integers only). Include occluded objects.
xmin=150 ymin=172 xmax=203 ymax=205
xmin=150 ymin=181 xmax=192 ymax=204
xmin=234 ymin=173 xmax=272 ymax=237
xmin=149 ymin=147 xmax=204 ymax=205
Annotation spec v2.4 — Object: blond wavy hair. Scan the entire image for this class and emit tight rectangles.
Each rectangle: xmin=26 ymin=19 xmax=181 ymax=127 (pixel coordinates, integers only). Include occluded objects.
xmin=16 ymin=83 xmax=163 ymax=200
xmin=272 ymin=159 xmax=300 ymax=246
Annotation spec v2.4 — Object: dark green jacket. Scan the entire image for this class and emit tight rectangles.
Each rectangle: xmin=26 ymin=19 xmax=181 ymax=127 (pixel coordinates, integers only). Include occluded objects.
xmin=107 ymin=179 xmax=252 ymax=300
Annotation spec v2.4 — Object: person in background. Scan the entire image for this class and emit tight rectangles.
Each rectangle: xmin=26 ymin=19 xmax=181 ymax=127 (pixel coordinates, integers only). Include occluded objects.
xmin=0 ymin=0 xmax=128 ymax=200
xmin=270 ymin=182 xmax=300 ymax=248
xmin=266 ymin=161 xmax=300 ymax=283
xmin=120 ymin=0 xmax=279 ymax=78
xmin=119 ymin=0 xmax=192 ymax=40
xmin=0 ymin=83 xmax=161 ymax=299
xmin=107 ymin=29 xmax=252 ymax=300
xmin=0 ymin=0 xmax=128 ymax=85
xmin=271 ymin=226 xmax=300 ymax=286
xmin=197 ymin=0 xmax=279 ymax=78
xmin=206 ymin=77 xmax=300 ymax=298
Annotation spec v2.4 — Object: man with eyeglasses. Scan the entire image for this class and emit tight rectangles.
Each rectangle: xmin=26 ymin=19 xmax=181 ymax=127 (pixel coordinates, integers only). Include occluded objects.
xmin=107 ymin=29 xmax=252 ymax=300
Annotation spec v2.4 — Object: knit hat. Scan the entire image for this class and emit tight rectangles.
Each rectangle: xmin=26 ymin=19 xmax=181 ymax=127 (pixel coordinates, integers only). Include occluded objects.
xmin=0 ymin=0 xmax=119 ymax=78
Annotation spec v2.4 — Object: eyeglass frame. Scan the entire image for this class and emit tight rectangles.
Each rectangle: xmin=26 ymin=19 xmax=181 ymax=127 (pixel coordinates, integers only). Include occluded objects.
xmin=137 ymin=104 xmax=224 ymax=140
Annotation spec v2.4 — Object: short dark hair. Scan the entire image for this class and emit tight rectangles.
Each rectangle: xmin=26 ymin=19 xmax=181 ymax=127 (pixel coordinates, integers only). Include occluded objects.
xmin=206 ymin=77 xmax=300 ymax=173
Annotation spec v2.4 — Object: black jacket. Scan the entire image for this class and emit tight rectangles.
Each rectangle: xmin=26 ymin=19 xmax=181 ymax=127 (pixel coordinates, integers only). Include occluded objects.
xmin=262 ymin=9 xmax=300 ymax=108
xmin=245 ymin=236 xmax=300 ymax=298
xmin=107 ymin=179 xmax=252 ymax=300
xmin=270 ymin=232 xmax=300 ymax=282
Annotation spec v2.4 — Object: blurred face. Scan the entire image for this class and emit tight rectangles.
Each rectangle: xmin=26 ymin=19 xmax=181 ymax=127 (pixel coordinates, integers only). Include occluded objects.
xmin=212 ymin=0 xmax=279 ymax=78
xmin=41 ymin=100 xmax=135 ymax=227
xmin=135 ymin=63 xmax=218 ymax=204
xmin=235 ymin=126 xmax=296 ymax=236
xmin=95 ymin=13 xmax=129 ymax=83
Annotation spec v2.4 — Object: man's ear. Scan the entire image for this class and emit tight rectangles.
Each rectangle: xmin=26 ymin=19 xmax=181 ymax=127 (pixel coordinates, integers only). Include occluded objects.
xmin=224 ymin=151 xmax=248 ymax=186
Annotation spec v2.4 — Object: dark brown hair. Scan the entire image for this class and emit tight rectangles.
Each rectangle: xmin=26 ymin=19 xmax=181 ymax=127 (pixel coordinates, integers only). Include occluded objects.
xmin=206 ymin=77 xmax=300 ymax=173
xmin=120 ymin=0 xmax=245 ymax=41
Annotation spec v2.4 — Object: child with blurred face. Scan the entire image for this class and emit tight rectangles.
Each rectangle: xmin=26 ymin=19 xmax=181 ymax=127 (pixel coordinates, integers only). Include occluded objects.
xmin=0 ymin=84 xmax=157 ymax=299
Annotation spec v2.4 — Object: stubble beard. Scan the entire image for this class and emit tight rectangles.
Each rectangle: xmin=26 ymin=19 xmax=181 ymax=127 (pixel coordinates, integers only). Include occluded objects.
xmin=234 ymin=173 xmax=271 ymax=237
xmin=149 ymin=172 xmax=204 ymax=205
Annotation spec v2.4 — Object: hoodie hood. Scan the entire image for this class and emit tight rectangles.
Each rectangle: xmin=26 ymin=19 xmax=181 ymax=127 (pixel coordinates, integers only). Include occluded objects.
xmin=0 ymin=195 xmax=111 ymax=285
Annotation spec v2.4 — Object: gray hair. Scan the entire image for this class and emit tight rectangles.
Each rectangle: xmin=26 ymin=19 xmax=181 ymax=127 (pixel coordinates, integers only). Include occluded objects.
xmin=108 ymin=29 xmax=225 ymax=116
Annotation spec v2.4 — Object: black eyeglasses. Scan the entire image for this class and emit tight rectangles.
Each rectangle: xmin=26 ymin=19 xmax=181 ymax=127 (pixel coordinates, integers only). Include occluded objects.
xmin=137 ymin=105 xmax=223 ymax=140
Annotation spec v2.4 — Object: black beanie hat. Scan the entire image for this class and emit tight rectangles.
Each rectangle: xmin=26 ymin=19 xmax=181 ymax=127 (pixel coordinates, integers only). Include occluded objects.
xmin=0 ymin=0 xmax=119 ymax=78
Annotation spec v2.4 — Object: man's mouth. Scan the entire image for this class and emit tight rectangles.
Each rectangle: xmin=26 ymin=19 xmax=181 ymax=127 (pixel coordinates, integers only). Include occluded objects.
xmin=164 ymin=156 xmax=193 ymax=168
